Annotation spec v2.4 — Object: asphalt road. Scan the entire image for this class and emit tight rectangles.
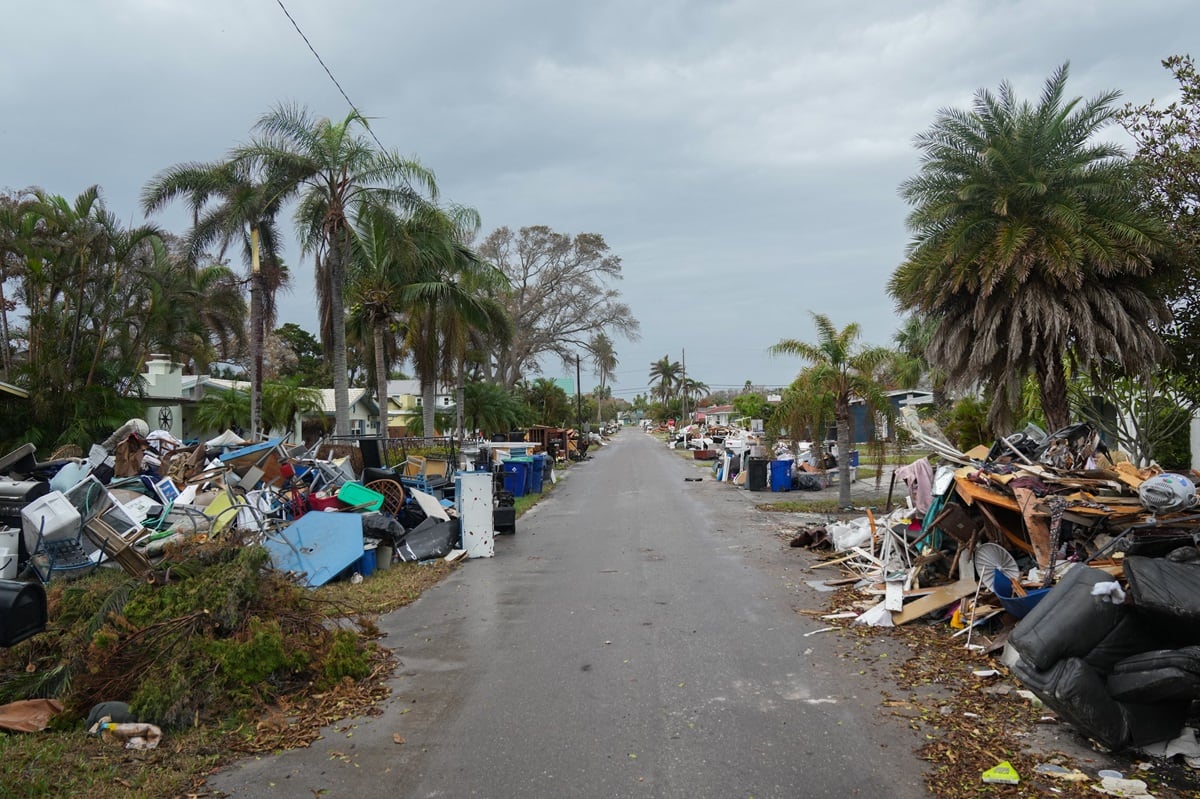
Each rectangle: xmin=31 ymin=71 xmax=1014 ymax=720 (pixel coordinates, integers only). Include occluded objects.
xmin=209 ymin=431 xmax=929 ymax=798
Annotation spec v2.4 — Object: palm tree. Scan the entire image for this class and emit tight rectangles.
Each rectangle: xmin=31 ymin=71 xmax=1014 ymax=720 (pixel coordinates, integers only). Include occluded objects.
xmin=0 ymin=190 xmax=38 ymax=380
xmin=142 ymin=159 xmax=290 ymax=439
xmin=889 ymin=63 xmax=1169 ymax=432
xmin=679 ymin=377 xmax=710 ymax=407
xmin=193 ymin=387 xmax=250 ymax=435
xmin=346 ymin=205 xmax=413 ymax=440
xmin=397 ymin=204 xmax=511 ymax=439
xmin=262 ymin=379 xmax=324 ymax=438
xmin=770 ymin=313 xmax=892 ymax=507
xmin=589 ymin=333 xmax=618 ymax=422
xmin=233 ymin=103 xmax=437 ymax=436
xmin=648 ymin=355 xmax=682 ymax=405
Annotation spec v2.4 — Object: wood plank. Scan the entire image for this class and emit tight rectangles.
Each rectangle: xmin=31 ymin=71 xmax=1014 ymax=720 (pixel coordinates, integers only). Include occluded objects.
xmin=1011 ymin=486 xmax=1052 ymax=569
xmin=892 ymin=551 xmax=977 ymax=625
xmin=953 ymin=476 xmax=1021 ymax=512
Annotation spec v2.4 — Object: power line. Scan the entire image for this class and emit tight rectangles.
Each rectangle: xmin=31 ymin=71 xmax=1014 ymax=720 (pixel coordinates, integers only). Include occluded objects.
xmin=274 ymin=0 xmax=388 ymax=153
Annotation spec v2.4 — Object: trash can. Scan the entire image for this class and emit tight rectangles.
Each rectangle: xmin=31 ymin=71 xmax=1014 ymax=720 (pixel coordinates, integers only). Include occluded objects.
xmin=848 ymin=450 xmax=860 ymax=468
xmin=510 ymin=455 xmax=535 ymax=494
xmin=530 ymin=454 xmax=547 ymax=493
xmin=503 ymin=460 xmax=528 ymax=498
xmin=747 ymin=457 xmax=768 ymax=491
xmin=769 ymin=460 xmax=793 ymax=492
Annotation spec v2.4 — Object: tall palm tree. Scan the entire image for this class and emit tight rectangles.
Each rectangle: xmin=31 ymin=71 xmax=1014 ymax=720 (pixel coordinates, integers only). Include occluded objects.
xmin=771 ymin=313 xmax=892 ymax=507
xmin=889 ymin=63 xmax=1169 ymax=432
xmin=648 ymin=355 xmax=682 ymax=405
xmin=233 ymin=103 xmax=437 ymax=436
xmin=589 ymin=332 xmax=618 ymax=422
xmin=347 ymin=205 xmax=415 ymax=439
xmin=143 ymin=159 xmax=290 ymax=439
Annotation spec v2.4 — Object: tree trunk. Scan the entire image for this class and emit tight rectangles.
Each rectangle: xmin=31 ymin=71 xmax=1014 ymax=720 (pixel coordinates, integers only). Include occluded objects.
xmin=422 ymin=380 xmax=436 ymax=439
xmin=374 ymin=322 xmax=388 ymax=440
xmin=330 ymin=233 xmax=350 ymax=437
xmin=0 ymin=279 xmax=10 ymax=380
xmin=249 ymin=227 xmax=263 ymax=439
xmin=1037 ymin=352 xmax=1070 ymax=433
xmin=836 ymin=402 xmax=853 ymax=509
xmin=456 ymin=363 xmax=465 ymax=442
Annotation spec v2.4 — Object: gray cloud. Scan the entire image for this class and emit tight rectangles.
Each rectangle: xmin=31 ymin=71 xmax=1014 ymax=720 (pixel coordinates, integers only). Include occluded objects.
xmin=3 ymin=0 xmax=1195 ymax=395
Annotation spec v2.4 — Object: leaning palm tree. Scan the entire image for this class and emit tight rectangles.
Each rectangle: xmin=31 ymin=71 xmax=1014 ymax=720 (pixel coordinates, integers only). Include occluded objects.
xmin=589 ymin=333 xmax=618 ymax=422
xmin=233 ymin=103 xmax=437 ymax=436
xmin=142 ymin=159 xmax=290 ymax=438
xmin=889 ymin=63 xmax=1169 ymax=432
xmin=771 ymin=313 xmax=892 ymax=508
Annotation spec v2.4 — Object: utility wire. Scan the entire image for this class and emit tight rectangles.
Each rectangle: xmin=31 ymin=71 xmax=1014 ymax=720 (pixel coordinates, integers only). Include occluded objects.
xmin=274 ymin=0 xmax=389 ymax=152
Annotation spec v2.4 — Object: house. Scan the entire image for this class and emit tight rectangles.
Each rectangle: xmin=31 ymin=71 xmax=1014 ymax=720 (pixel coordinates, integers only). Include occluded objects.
xmin=385 ymin=379 xmax=455 ymax=436
xmin=847 ymin=389 xmax=936 ymax=443
xmin=697 ymin=404 xmax=735 ymax=427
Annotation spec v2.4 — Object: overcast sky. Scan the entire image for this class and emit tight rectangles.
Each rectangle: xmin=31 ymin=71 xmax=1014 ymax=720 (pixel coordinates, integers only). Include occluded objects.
xmin=3 ymin=1 xmax=1196 ymax=398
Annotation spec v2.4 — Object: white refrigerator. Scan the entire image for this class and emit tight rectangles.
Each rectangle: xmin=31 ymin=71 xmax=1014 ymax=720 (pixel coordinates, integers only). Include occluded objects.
xmin=455 ymin=471 xmax=494 ymax=558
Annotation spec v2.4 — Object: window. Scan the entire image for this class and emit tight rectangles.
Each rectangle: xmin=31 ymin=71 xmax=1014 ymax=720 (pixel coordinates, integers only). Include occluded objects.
xmin=442 ymin=397 xmax=451 ymax=406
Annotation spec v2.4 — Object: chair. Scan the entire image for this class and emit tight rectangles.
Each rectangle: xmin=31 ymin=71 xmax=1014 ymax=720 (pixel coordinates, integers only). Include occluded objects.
xmin=365 ymin=479 xmax=406 ymax=516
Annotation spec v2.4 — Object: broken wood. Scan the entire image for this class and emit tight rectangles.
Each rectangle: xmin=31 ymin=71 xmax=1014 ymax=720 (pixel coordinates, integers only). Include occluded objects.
xmin=892 ymin=550 xmax=978 ymax=625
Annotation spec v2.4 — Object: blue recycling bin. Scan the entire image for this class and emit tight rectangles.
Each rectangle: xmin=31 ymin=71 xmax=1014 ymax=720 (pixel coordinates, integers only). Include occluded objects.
xmin=503 ymin=460 xmax=529 ymax=498
xmin=769 ymin=459 xmax=793 ymax=492
xmin=848 ymin=450 xmax=860 ymax=467
xmin=530 ymin=454 xmax=547 ymax=493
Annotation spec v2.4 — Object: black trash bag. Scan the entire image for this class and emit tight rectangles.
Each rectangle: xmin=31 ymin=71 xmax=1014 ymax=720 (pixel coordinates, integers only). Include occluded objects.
xmin=361 ymin=512 xmax=406 ymax=546
xmin=793 ymin=473 xmax=825 ymax=491
xmin=396 ymin=518 xmax=460 ymax=563
xmin=396 ymin=505 xmax=427 ymax=530
xmin=1107 ymin=646 xmax=1200 ymax=704
xmin=1010 ymin=565 xmax=1126 ymax=672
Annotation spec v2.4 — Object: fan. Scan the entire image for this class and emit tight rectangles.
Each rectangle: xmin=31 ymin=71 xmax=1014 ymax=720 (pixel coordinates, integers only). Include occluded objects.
xmin=973 ymin=542 xmax=1019 ymax=592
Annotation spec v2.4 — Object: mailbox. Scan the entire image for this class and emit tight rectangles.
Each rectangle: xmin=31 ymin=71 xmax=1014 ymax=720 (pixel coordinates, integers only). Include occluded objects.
xmin=0 ymin=579 xmax=47 ymax=647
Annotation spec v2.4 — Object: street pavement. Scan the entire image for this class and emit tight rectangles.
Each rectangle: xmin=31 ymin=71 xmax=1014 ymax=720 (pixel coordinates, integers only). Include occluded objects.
xmin=208 ymin=430 xmax=930 ymax=798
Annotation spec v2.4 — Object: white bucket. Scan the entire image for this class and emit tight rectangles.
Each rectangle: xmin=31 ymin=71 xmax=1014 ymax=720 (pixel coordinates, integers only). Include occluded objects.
xmin=0 ymin=547 xmax=15 ymax=580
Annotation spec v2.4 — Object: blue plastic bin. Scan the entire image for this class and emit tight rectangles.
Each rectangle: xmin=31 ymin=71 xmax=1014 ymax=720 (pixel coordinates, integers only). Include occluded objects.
xmin=769 ymin=459 xmax=793 ymax=492
xmin=503 ymin=460 xmax=528 ymax=498
xmin=530 ymin=454 xmax=547 ymax=493
xmin=357 ymin=545 xmax=377 ymax=578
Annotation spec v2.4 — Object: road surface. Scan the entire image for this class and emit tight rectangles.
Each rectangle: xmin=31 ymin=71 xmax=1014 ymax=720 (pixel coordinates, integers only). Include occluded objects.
xmin=209 ymin=430 xmax=929 ymax=798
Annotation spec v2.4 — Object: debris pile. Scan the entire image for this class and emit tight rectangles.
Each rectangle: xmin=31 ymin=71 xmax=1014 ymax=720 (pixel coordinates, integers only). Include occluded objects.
xmin=0 ymin=425 xmax=507 ymax=594
xmin=804 ymin=409 xmax=1200 ymax=760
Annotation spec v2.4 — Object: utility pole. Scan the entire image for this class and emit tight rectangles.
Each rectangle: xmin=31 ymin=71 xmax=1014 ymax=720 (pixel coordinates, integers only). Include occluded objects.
xmin=681 ymin=348 xmax=687 ymax=422
xmin=575 ymin=354 xmax=583 ymax=431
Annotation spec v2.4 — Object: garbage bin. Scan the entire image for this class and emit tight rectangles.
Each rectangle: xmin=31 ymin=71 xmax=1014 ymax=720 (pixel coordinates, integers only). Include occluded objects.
xmin=502 ymin=460 xmax=528 ymax=498
xmin=530 ymin=454 xmax=547 ymax=493
xmin=769 ymin=459 xmax=793 ymax=492
xmin=747 ymin=457 xmax=768 ymax=491
xmin=848 ymin=450 xmax=860 ymax=468
xmin=511 ymin=455 xmax=535 ymax=494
